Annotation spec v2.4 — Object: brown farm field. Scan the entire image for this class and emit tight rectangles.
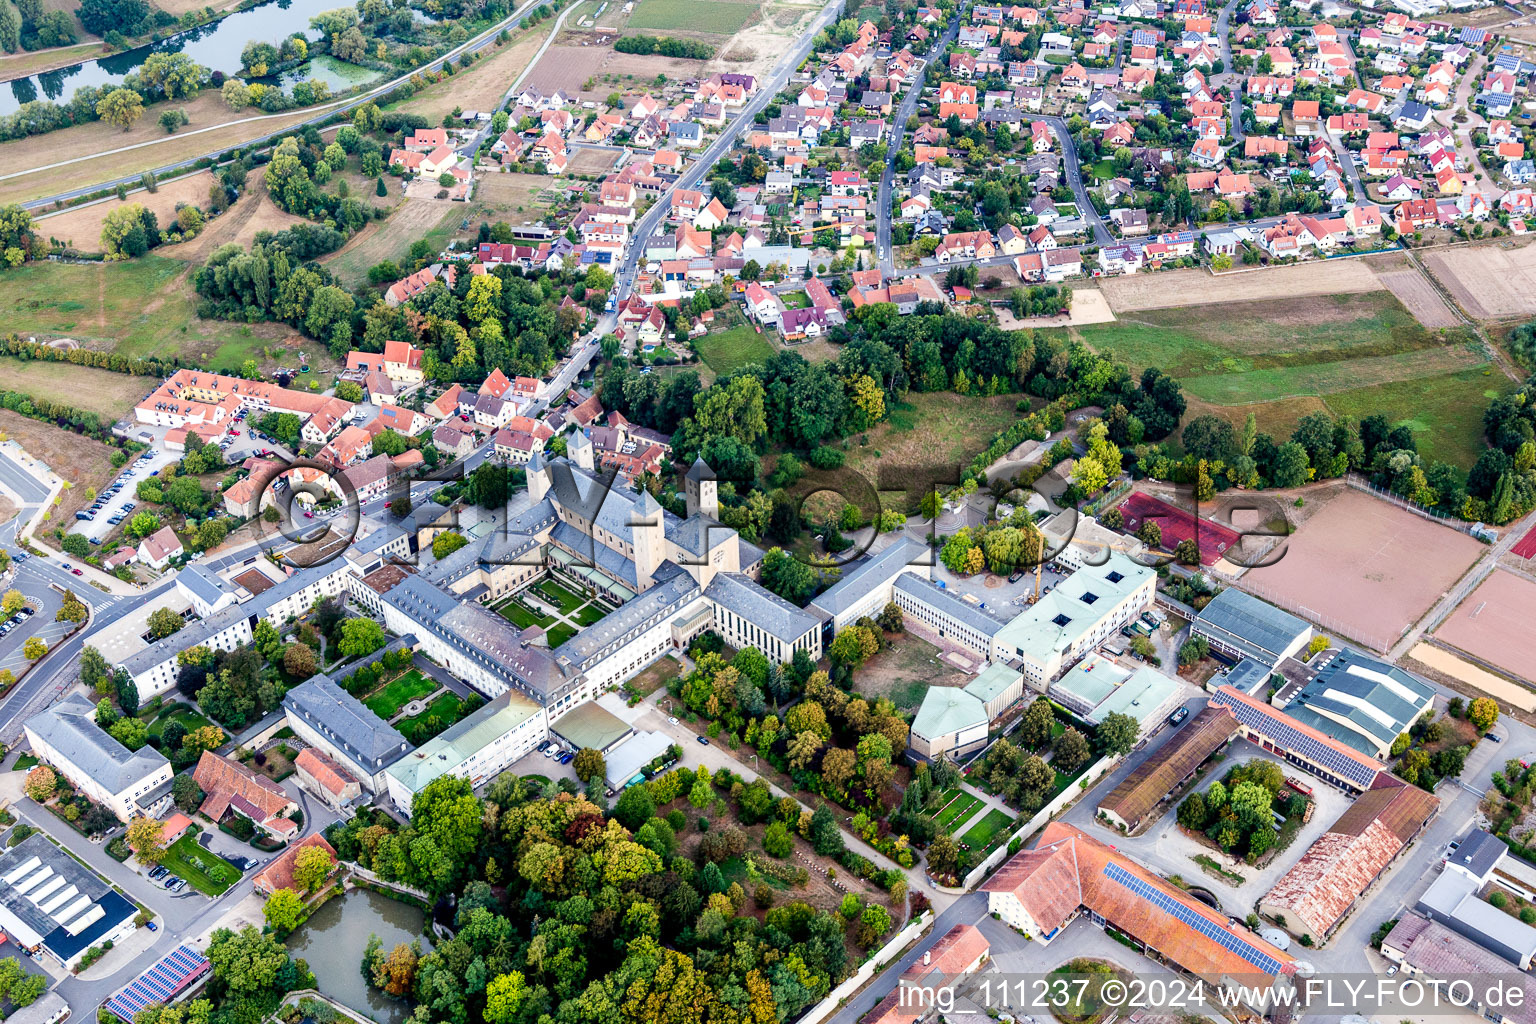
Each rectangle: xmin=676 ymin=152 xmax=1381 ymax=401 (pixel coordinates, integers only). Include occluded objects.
xmin=1371 ymin=267 xmax=1459 ymax=328
xmin=0 ymin=358 xmax=153 ymax=420
xmin=1435 ymin=570 xmax=1536 ymax=685
xmin=158 ymin=170 xmax=310 ymax=263
xmin=1423 ymin=240 xmax=1536 ymax=319
xmin=473 ymin=172 xmax=563 ymax=216
xmin=1239 ymin=487 xmax=1485 ymax=652
xmin=565 ymin=148 xmax=619 ymax=175
xmin=391 ymin=30 xmax=548 ymax=124
xmin=1098 ymin=260 xmax=1384 ymax=312
xmin=36 ymin=172 xmax=217 ymax=253
xmin=0 ymin=409 xmax=123 ymax=529
xmin=524 ymin=43 xmax=707 ymax=99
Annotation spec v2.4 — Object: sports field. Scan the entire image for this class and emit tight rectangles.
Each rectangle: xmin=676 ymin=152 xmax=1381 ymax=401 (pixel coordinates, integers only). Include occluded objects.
xmin=1078 ymin=292 xmax=1500 ymax=469
xmin=1117 ymin=492 xmax=1242 ymax=567
xmin=1239 ymin=488 xmax=1484 ymax=652
xmin=627 ymin=0 xmax=757 ymax=33
xmin=1434 ymin=570 xmax=1536 ymax=685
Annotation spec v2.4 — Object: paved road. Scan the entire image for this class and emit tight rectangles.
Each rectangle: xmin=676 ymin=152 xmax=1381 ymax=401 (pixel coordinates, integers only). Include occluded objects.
xmin=877 ymin=14 xmax=962 ymax=277
xmin=0 ymin=449 xmax=50 ymax=506
xmin=17 ymin=0 xmax=561 ymax=211
xmin=608 ymin=0 xmax=847 ymax=310
xmin=1216 ymin=0 xmax=1245 ymax=144
xmin=1041 ymin=115 xmax=1113 ymax=246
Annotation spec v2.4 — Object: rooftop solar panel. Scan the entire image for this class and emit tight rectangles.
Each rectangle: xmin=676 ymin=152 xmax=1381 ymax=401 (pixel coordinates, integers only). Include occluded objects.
xmin=1102 ymin=862 xmax=1285 ymax=976
xmin=1210 ymin=690 xmax=1379 ymax=788
xmin=106 ymin=945 xmax=211 ymax=1021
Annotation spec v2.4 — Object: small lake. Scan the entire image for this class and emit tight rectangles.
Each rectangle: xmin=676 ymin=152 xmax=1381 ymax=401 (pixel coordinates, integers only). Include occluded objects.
xmin=285 ymin=888 xmax=431 ymax=1024
xmin=269 ymin=55 xmax=383 ymax=93
xmin=0 ymin=0 xmax=343 ymax=115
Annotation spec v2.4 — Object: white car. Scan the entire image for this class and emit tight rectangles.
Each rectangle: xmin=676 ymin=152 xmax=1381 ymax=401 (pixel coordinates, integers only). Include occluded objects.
xmin=668 ymin=716 xmax=679 ymax=725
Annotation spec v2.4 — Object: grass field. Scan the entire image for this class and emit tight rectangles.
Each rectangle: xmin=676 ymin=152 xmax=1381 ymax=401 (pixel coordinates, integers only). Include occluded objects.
xmin=143 ymin=704 xmax=218 ymax=740
xmin=398 ymin=692 xmax=467 ymax=744
xmin=363 ymin=670 xmax=438 ymax=719
xmin=843 ymin=392 xmax=1021 ymax=506
xmin=934 ymin=790 xmax=982 ymax=829
xmin=1076 ymin=292 xmax=1500 ymax=470
xmin=495 ymin=598 xmax=556 ymax=629
xmin=535 ymin=579 xmax=585 ymax=614
xmin=160 ymin=833 xmax=241 ymax=897
xmin=627 ymin=0 xmax=757 ymax=33
xmin=0 ymin=255 xmax=303 ymax=371
xmin=322 ymin=198 xmax=456 ymax=288
xmin=697 ymin=325 xmax=776 ymax=375
xmin=959 ymin=809 xmax=1013 ymax=850
xmin=0 ymin=358 xmax=154 ymax=420
xmin=573 ymin=602 xmax=609 ymax=626
xmin=547 ymin=623 xmax=578 ymax=648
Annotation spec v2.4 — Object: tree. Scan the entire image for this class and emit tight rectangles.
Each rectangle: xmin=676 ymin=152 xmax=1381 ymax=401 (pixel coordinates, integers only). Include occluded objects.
xmin=572 ymin=747 xmax=606 ymax=784
xmin=147 ymin=606 xmax=184 ymax=639
xmin=1053 ymin=727 xmax=1090 ymax=775
xmin=206 ymin=925 xmax=305 ymax=995
xmin=21 ymin=637 xmax=45 ymax=660
xmin=1096 ymin=712 xmax=1140 ymax=756
xmin=927 ymin=831 xmax=959 ymax=877
xmin=80 ymin=645 xmax=111 ymax=693
xmin=263 ymin=888 xmax=306 ymax=933
xmin=96 ymin=87 xmax=145 ymax=131
xmin=23 ymin=765 xmax=54 ymax=802
xmin=763 ymin=820 xmax=793 ymax=857
xmin=292 ymin=844 xmax=334 ymax=893
xmin=1136 ymin=520 xmax=1162 ymax=548
xmin=159 ymin=109 xmax=188 ymax=133
xmin=337 ymin=617 xmax=385 ymax=658
xmin=1469 ymin=697 xmax=1500 ymax=733
xmin=1 ymin=590 xmax=23 ymax=616
xmin=282 ymin=642 xmax=317 ymax=679
xmin=484 ymin=971 xmax=529 ymax=1024
xmin=1173 ymin=538 xmax=1200 ymax=565
xmin=1177 ymin=792 xmax=1208 ymax=829
xmin=126 ymin=816 xmax=167 ymax=864
xmin=172 ymin=774 xmax=203 ymax=813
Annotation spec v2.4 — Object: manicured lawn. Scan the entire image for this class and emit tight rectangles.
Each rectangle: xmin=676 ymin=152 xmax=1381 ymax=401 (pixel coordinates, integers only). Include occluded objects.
xmin=398 ymin=693 xmax=467 ymax=745
xmin=779 ymin=290 xmax=811 ymax=309
xmin=696 ymin=325 xmax=776 ymax=376
xmin=10 ymin=755 xmax=37 ymax=772
xmin=363 ymin=670 xmax=438 ymax=719
xmin=627 ymin=655 xmax=681 ymax=696
xmin=160 ymin=833 xmax=241 ymax=897
xmin=935 ymin=791 xmax=982 ymax=830
xmin=959 ymin=809 xmax=1013 ymax=851
xmin=535 ymin=580 xmax=585 ymax=615
xmin=573 ymin=602 xmax=609 ymax=626
xmin=144 ymin=705 xmax=217 ymax=740
xmin=547 ymin=623 xmax=578 ymax=649
xmin=495 ymin=598 xmax=555 ymax=629
xmin=627 ymin=0 xmax=756 ymax=33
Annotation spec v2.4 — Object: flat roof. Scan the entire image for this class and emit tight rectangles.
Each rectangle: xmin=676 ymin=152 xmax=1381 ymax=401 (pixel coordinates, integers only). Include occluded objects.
xmin=552 ymin=701 xmax=634 ymax=753
xmin=386 ymin=691 xmax=543 ymax=796
xmin=994 ymin=553 xmax=1153 ymax=662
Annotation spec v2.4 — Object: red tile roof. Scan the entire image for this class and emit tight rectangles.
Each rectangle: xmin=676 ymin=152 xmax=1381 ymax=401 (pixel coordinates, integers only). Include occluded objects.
xmin=252 ymin=833 xmax=338 ymax=895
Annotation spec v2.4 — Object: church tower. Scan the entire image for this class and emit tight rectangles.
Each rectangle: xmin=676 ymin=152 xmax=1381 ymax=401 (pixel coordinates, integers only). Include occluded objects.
xmin=527 ymin=450 xmax=550 ymax=503
xmin=631 ymin=488 xmax=664 ymax=591
xmin=685 ymin=457 xmax=718 ymax=519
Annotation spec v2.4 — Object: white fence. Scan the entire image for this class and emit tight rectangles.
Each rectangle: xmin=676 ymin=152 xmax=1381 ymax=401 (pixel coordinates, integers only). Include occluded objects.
xmin=796 ymin=911 xmax=935 ymax=1024
xmin=960 ymin=754 xmax=1120 ymax=890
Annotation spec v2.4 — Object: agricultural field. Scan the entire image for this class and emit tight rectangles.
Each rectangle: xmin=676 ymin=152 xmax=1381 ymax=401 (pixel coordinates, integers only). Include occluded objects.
xmin=391 ymin=29 xmax=549 ymax=124
xmin=0 ymin=359 xmax=154 ymax=421
xmin=696 ymin=325 xmax=776 ymax=375
xmin=524 ymin=44 xmax=707 ymax=100
xmin=0 ymin=254 xmax=321 ymax=372
xmin=627 ymin=0 xmax=759 ymax=34
xmin=1096 ymin=260 xmax=1383 ymax=312
xmin=1077 ymin=292 xmax=1500 ymax=469
xmin=0 ymin=408 xmax=124 ymax=527
xmin=472 ymin=172 xmax=564 ymax=220
xmin=1423 ymin=239 xmax=1536 ymax=320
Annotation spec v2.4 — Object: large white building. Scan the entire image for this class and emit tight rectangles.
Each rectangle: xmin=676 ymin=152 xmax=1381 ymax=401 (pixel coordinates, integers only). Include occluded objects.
xmin=282 ymin=675 xmax=414 ymax=794
xmin=385 ymin=692 xmax=547 ymax=814
xmin=24 ymin=694 xmax=173 ymax=821
xmin=991 ymin=553 xmax=1156 ymax=687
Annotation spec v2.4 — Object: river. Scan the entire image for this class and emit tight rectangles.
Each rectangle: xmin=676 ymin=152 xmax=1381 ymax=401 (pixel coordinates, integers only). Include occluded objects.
xmin=0 ymin=0 xmax=346 ymax=116
xmin=285 ymin=888 xmax=432 ymax=1024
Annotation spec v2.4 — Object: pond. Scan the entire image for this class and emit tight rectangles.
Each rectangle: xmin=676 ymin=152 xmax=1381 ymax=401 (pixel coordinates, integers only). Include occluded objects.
xmin=269 ymin=54 xmax=383 ymax=93
xmin=286 ymin=888 xmax=430 ymax=1024
xmin=1 ymin=0 xmax=345 ymax=115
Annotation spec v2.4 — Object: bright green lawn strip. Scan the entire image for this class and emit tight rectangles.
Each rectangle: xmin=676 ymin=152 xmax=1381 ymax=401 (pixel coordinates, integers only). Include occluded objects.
xmin=160 ymin=834 xmax=241 ymax=897
xmin=364 ymin=669 xmax=438 ymax=719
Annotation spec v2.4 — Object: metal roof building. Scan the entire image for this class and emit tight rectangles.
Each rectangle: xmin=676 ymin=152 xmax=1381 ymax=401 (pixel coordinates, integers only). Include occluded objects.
xmin=1191 ymin=589 xmax=1312 ymax=667
xmin=1416 ymin=863 xmax=1536 ymax=969
xmin=1284 ymin=650 xmax=1434 ymax=758
xmin=282 ymin=674 xmax=413 ymax=793
xmin=0 ymin=833 xmax=138 ymax=970
xmin=1209 ymin=685 xmax=1386 ymax=792
xmin=1098 ymin=704 xmax=1238 ymax=831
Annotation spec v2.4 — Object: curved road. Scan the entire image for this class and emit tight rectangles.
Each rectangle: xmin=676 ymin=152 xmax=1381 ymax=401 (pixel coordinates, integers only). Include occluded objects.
xmin=17 ymin=0 xmax=559 ymax=211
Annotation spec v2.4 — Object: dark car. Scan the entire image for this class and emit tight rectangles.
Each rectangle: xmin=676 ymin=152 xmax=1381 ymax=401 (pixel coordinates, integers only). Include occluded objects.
xmin=1167 ymin=707 xmax=1190 ymax=726
xmin=696 ymin=736 xmax=710 ymax=745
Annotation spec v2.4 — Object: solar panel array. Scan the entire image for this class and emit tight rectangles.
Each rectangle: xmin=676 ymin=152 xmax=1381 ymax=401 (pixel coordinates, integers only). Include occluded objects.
xmin=1211 ymin=689 xmax=1380 ymax=789
xmin=1101 ymin=862 xmax=1285 ymax=976
xmin=105 ymin=945 xmax=210 ymax=1021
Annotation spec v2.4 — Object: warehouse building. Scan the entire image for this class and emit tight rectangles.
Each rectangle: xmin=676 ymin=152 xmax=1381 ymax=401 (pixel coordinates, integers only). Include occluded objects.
xmin=1208 ymin=685 xmax=1386 ymax=793
xmin=1415 ymin=830 xmax=1536 ymax=968
xmin=1259 ymin=773 xmax=1438 ymax=942
xmin=0 ymin=833 xmax=139 ymax=971
xmin=1098 ymin=704 xmax=1237 ymax=831
xmin=982 ymin=823 xmax=1295 ymax=1006
xmin=1382 ymin=913 xmax=1536 ymax=1024
xmin=1191 ymin=590 xmax=1312 ymax=667
xmin=1283 ymin=650 xmax=1434 ymax=759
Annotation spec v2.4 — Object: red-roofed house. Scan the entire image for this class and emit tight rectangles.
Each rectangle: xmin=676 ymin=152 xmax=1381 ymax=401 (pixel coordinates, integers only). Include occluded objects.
xmin=253 ymin=834 xmax=338 ymax=896
xmin=193 ymin=751 xmax=298 ymax=840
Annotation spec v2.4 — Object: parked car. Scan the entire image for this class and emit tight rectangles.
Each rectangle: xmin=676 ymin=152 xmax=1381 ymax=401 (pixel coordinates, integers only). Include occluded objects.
xmin=558 ymin=752 xmax=574 ymax=765
xmin=71 ymin=568 xmax=82 ymax=576
xmin=696 ymin=736 xmax=709 ymax=745
xmin=149 ymin=866 xmax=167 ymax=880
xmin=1168 ymin=707 xmax=1190 ymax=726
xmin=145 ymin=921 xmax=158 ymax=931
